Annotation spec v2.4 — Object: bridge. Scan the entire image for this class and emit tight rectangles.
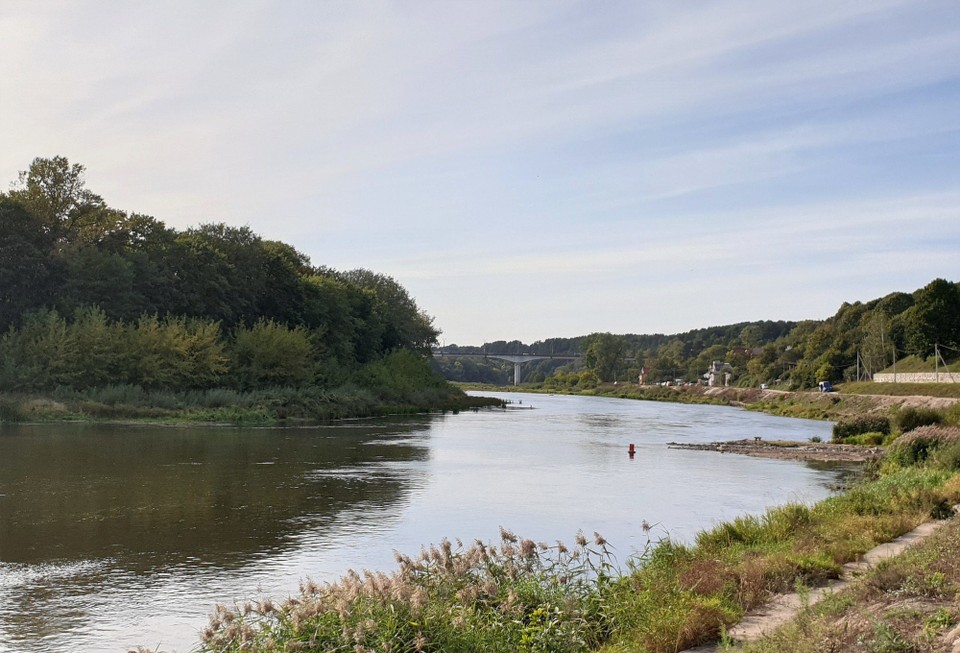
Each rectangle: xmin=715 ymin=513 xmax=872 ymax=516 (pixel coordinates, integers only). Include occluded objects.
xmin=433 ymin=350 xmax=582 ymax=385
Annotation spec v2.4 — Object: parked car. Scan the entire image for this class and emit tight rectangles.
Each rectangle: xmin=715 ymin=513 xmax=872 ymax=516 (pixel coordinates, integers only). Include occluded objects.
xmin=818 ymin=381 xmax=835 ymax=393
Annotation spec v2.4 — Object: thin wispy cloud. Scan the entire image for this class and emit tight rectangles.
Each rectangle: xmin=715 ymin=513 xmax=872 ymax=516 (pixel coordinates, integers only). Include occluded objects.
xmin=1 ymin=1 xmax=957 ymax=343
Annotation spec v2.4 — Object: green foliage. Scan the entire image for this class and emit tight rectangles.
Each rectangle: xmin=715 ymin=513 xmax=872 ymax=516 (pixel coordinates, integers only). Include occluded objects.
xmin=833 ymin=415 xmax=891 ymax=443
xmin=0 ymin=157 xmax=441 ymax=393
xmin=0 ymin=196 xmax=57 ymax=331
xmin=841 ymin=432 xmax=886 ymax=446
xmin=353 ymin=349 xmax=453 ymax=405
xmin=232 ymin=319 xmax=313 ymax=389
xmin=584 ymin=332 xmax=627 ymax=382
xmin=902 ymin=279 xmax=960 ymax=358
xmin=896 ymin=407 xmax=944 ymax=433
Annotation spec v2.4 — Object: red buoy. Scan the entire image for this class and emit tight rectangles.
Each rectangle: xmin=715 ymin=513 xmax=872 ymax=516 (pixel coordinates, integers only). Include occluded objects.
xmin=628 ymin=443 xmax=636 ymax=456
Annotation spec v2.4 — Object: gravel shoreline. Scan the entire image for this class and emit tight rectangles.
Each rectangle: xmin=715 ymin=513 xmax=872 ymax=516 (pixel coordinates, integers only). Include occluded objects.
xmin=667 ymin=438 xmax=884 ymax=462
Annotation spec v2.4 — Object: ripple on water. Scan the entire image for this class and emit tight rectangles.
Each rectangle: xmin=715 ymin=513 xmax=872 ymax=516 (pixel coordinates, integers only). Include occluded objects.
xmin=0 ymin=559 xmax=111 ymax=591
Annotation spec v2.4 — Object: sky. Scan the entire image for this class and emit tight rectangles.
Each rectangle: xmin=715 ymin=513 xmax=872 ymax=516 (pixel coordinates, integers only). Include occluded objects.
xmin=1 ymin=1 xmax=959 ymax=346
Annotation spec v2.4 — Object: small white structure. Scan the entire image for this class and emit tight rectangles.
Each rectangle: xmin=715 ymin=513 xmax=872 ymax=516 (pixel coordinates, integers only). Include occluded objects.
xmin=705 ymin=361 xmax=734 ymax=387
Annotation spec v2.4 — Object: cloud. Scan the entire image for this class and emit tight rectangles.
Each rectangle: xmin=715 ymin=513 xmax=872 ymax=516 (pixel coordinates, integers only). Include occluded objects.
xmin=1 ymin=1 xmax=957 ymax=343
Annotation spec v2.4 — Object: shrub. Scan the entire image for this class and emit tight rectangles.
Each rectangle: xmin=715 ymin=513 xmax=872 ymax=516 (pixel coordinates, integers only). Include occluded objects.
xmin=832 ymin=415 xmax=891 ymax=443
xmin=944 ymin=402 xmax=960 ymax=427
xmin=896 ymin=406 xmax=944 ymax=433
xmin=887 ymin=425 xmax=960 ymax=466
xmin=931 ymin=443 xmax=960 ymax=471
xmin=0 ymin=397 xmax=25 ymax=422
xmin=842 ymin=432 xmax=886 ymax=446
xmin=232 ymin=319 xmax=313 ymax=389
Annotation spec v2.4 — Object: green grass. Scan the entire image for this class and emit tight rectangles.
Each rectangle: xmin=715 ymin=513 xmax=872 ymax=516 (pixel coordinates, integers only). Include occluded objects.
xmin=874 ymin=354 xmax=960 ymax=375
xmin=732 ymin=501 xmax=960 ymax=653
xmin=841 ymin=381 xmax=960 ymax=399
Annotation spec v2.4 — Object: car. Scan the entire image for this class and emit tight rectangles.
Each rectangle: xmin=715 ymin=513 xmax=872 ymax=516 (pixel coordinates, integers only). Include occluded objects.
xmin=818 ymin=381 xmax=835 ymax=393
xmin=759 ymin=383 xmax=768 ymax=390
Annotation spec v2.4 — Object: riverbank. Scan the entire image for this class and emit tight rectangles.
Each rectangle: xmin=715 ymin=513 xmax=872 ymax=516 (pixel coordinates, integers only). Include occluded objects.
xmin=0 ymin=385 xmax=505 ymax=426
xmin=688 ymin=504 xmax=960 ymax=652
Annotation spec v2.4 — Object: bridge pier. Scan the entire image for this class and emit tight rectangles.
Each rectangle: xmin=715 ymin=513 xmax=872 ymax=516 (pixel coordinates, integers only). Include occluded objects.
xmin=432 ymin=351 xmax=584 ymax=386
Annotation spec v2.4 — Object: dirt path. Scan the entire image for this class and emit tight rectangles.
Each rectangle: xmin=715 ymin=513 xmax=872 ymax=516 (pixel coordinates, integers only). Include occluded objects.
xmin=682 ymin=507 xmax=960 ymax=652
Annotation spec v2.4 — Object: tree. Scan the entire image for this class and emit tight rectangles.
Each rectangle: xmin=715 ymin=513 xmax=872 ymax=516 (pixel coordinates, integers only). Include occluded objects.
xmin=583 ymin=332 xmax=625 ymax=382
xmin=903 ymin=279 xmax=960 ymax=358
xmin=738 ymin=325 xmax=763 ymax=348
xmin=9 ymin=156 xmax=108 ymax=247
xmin=341 ymin=269 xmax=439 ymax=354
xmin=0 ymin=196 xmax=58 ymax=329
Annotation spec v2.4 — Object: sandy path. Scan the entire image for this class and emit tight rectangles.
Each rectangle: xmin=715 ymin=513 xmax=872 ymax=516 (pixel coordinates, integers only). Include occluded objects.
xmin=682 ymin=507 xmax=960 ymax=652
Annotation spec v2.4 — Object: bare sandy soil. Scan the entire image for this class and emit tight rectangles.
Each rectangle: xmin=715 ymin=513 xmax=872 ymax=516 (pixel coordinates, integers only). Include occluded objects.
xmin=667 ymin=438 xmax=883 ymax=462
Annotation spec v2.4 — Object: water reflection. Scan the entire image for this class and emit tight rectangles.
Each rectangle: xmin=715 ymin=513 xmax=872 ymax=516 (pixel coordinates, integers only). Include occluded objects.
xmin=0 ymin=422 xmax=430 ymax=568
xmin=0 ymin=396 xmax=853 ymax=653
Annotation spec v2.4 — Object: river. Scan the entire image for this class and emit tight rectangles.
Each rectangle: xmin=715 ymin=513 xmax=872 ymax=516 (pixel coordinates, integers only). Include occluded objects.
xmin=0 ymin=392 xmax=851 ymax=653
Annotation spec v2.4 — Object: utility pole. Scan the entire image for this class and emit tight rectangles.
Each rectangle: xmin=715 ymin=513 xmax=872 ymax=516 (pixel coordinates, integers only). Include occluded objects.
xmin=936 ymin=343 xmax=939 ymax=383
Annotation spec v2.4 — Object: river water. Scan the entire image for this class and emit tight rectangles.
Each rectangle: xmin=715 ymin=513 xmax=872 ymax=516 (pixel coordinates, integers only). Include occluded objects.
xmin=0 ymin=392 xmax=850 ymax=653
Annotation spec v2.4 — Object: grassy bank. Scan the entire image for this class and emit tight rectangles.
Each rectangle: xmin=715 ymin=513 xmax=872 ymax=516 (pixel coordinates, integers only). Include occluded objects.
xmin=841 ymin=381 xmax=960 ymax=399
xmin=734 ymin=507 xmax=960 ymax=653
xmin=190 ymin=457 xmax=960 ymax=653
xmin=0 ymin=384 xmax=504 ymax=426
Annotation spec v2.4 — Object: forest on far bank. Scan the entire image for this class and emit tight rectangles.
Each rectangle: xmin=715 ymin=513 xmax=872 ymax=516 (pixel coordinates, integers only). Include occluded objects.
xmin=0 ymin=156 xmax=448 ymax=406
xmin=435 ymin=278 xmax=960 ymax=390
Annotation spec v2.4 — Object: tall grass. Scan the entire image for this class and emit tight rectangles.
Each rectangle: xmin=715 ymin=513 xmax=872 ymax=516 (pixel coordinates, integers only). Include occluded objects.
xmin=198 ymin=530 xmax=619 ymax=653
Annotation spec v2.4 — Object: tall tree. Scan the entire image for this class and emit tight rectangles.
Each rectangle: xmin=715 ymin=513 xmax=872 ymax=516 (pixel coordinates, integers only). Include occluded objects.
xmin=583 ymin=332 xmax=626 ymax=382
xmin=9 ymin=156 xmax=110 ymax=248
xmin=0 ymin=196 xmax=58 ymax=329
xmin=341 ymin=269 xmax=439 ymax=354
xmin=903 ymin=278 xmax=960 ymax=357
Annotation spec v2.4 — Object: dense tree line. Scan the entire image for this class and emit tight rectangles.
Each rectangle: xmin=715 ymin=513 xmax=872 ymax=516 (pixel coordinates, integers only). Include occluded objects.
xmin=438 ymin=281 xmax=960 ymax=389
xmin=0 ymin=157 xmax=439 ymax=392
xmin=781 ymin=278 xmax=960 ymax=387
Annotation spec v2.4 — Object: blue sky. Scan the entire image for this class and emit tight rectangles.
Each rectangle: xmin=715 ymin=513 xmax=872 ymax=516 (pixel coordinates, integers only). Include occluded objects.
xmin=2 ymin=1 xmax=958 ymax=345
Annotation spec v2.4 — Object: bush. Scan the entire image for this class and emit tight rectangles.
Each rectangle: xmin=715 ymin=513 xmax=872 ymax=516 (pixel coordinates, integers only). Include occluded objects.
xmin=931 ymin=443 xmax=960 ymax=471
xmin=896 ymin=406 xmax=944 ymax=433
xmin=887 ymin=425 xmax=960 ymax=466
xmin=0 ymin=397 xmax=25 ymax=422
xmin=842 ymin=432 xmax=886 ymax=446
xmin=832 ymin=415 xmax=891 ymax=443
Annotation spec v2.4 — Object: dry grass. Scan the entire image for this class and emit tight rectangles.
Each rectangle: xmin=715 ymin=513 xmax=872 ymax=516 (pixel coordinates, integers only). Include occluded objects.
xmin=732 ymin=514 xmax=960 ymax=653
xmin=198 ymin=529 xmax=618 ymax=653
xmin=895 ymin=425 xmax=960 ymax=447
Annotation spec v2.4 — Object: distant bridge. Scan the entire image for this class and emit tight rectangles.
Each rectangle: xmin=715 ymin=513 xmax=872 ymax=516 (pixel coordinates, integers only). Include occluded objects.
xmin=433 ymin=350 xmax=582 ymax=385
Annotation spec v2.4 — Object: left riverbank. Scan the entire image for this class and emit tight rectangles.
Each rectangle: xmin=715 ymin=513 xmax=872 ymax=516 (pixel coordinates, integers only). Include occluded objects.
xmin=0 ymin=384 xmax=505 ymax=426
